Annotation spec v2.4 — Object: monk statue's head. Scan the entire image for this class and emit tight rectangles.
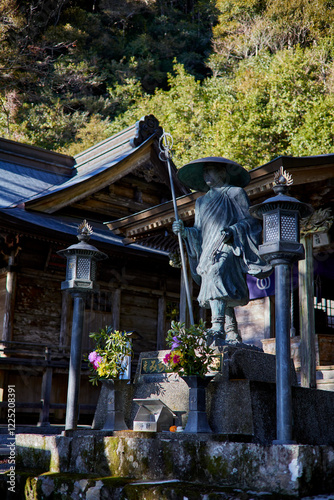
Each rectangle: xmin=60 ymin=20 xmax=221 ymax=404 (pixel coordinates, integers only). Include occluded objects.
xmin=203 ymin=163 xmax=228 ymax=188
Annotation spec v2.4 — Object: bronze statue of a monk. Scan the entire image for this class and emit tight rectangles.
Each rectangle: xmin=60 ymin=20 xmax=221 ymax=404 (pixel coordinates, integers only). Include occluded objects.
xmin=173 ymin=157 xmax=271 ymax=345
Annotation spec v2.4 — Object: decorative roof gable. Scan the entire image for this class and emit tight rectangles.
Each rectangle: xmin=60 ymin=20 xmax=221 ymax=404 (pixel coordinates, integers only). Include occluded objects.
xmin=24 ymin=115 xmax=188 ymax=219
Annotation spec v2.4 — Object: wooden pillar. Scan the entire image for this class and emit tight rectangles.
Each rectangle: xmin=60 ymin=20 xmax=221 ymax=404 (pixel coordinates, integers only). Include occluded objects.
xmin=157 ymin=295 xmax=166 ymax=350
xmin=2 ymin=252 xmax=17 ymax=342
xmin=38 ymin=347 xmax=53 ymax=427
xmin=299 ymin=234 xmax=316 ymax=388
xmin=263 ymin=295 xmax=272 ymax=339
xmin=112 ymin=289 xmax=121 ymax=331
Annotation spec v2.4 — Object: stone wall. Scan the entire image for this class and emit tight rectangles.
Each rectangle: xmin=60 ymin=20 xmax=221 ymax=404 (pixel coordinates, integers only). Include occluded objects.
xmin=11 ymin=433 xmax=334 ymax=498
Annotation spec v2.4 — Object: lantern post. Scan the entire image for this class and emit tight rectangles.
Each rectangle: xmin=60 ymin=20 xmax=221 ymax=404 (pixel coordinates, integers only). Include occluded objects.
xmin=58 ymin=220 xmax=107 ymax=431
xmin=250 ymin=168 xmax=313 ymax=444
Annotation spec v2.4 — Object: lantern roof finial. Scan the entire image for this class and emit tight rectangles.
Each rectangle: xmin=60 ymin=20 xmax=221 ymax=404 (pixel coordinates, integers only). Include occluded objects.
xmin=273 ymin=167 xmax=293 ymax=195
xmin=77 ymin=219 xmax=93 ymax=243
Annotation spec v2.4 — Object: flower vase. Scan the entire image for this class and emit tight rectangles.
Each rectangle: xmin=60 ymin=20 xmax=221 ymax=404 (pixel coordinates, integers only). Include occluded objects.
xmin=181 ymin=375 xmax=213 ymax=433
xmin=101 ymin=379 xmax=128 ymax=431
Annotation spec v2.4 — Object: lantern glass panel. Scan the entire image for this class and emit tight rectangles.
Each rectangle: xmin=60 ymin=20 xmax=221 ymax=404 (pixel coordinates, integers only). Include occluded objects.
xmin=67 ymin=255 xmax=77 ymax=280
xmin=265 ymin=212 xmax=280 ymax=242
xmin=77 ymin=256 xmax=91 ymax=279
xmin=281 ymin=214 xmax=298 ymax=241
xmin=91 ymin=261 xmax=97 ymax=281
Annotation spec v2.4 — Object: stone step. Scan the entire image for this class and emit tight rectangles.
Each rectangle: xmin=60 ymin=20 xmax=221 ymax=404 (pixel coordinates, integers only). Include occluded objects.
xmin=0 ymin=473 xmax=332 ymax=499
xmin=295 ymin=366 xmax=334 ymax=390
xmin=316 ymin=380 xmax=334 ymax=391
xmin=316 ymin=366 xmax=334 ymax=391
xmin=316 ymin=366 xmax=334 ymax=381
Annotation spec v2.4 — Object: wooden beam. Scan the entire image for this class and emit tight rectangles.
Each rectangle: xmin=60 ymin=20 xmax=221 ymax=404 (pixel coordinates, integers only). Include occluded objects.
xmin=112 ymin=289 xmax=121 ymax=331
xmin=38 ymin=348 xmax=53 ymax=427
xmin=2 ymin=254 xmax=17 ymax=342
xmin=299 ymin=234 xmax=316 ymax=388
xmin=157 ymin=295 xmax=166 ymax=350
xmin=20 ymin=268 xmax=180 ymax=300
xmin=247 ymin=164 xmax=334 ymax=199
xmin=106 ymin=192 xmax=201 ymax=237
xmin=71 ymin=192 xmax=154 ymax=217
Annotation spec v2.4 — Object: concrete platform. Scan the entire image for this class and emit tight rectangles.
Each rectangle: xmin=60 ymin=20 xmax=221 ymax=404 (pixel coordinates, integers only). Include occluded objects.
xmin=2 ymin=431 xmax=333 ymax=498
xmin=2 ymin=346 xmax=333 ymax=498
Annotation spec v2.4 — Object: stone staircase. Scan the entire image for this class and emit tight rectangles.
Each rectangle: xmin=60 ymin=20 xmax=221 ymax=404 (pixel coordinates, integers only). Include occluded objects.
xmin=294 ymin=365 xmax=334 ymax=391
xmin=262 ymin=335 xmax=334 ymax=392
xmin=316 ymin=365 xmax=334 ymax=391
xmin=0 ymin=431 xmax=332 ymax=499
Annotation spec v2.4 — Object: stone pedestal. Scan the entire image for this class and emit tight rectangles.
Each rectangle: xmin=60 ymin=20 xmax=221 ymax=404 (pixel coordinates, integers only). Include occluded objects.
xmin=90 ymin=344 xmax=334 ymax=444
xmin=92 ymin=379 xmax=133 ymax=431
xmin=181 ymin=375 xmax=213 ymax=433
xmin=131 ymin=344 xmax=334 ymax=445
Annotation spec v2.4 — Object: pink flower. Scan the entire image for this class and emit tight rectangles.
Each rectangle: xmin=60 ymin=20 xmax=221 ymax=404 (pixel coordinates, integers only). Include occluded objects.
xmin=173 ymin=354 xmax=180 ymax=364
xmin=93 ymin=356 xmax=102 ymax=370
xmin=88 ymin=351 xmax=98 ymax=363
xmin=163 ymin=353 xmax=171 ymax=364
xmin=88 ymin=351 xmax=102 ymax=370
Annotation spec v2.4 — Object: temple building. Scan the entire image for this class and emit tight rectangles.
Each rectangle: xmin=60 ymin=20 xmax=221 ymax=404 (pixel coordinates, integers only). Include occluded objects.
xmin=0 ymin=115 xmax=333 ymax=425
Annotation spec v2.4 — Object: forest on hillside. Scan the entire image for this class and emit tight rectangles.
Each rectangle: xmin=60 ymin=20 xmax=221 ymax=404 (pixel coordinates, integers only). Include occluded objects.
xmin=1 ymin=0 xmax=334 ymax=169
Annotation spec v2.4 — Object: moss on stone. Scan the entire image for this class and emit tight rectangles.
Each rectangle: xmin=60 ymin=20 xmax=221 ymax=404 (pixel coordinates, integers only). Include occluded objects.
xmin=140 ymin=454 xmax=150 ymax=473
xmin=98 ymin=475 xmax=132 ymax=487
xmin=121 ymin=481 xmax=229 ymax=500
xmin=104 ymin=437 xmax=124 ymax=474
xmin=160 ymin=440 xmax=174 ymax=477
xmin=205 ymin=455 xmax=229 ymax=480
xmin=181 ymin=440 xmax=200 ymax=478
xmin=17 ymin=447 xmax=50 ymax=472
xmin=49 ymin=453 xmax=60 ymax=473
xmin=24 ymin=475 xmax=40 ymax=500
xmin=39 ymin=472 xmax=98 ymax=480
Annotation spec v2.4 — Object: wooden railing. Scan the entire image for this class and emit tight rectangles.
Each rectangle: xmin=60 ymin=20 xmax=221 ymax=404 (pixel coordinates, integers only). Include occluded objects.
xmin=0 ymin=341 xmax=96 ymax=427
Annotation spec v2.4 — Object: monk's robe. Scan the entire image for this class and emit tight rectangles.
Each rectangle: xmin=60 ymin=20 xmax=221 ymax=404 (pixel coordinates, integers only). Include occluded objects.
xmin=184 ymin=185 xmax=271 ymax=309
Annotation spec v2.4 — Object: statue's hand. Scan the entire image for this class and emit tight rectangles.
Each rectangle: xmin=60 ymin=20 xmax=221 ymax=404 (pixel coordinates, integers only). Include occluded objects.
xmin=211 ymin=228 xmax=233 ymax=263
xmin=172 ymin=219 xmax=186 ymax=238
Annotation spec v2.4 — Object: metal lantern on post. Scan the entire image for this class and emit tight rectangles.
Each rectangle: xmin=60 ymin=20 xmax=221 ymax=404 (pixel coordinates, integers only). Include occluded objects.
xmin=250 ymin=167 xmax=313 ymax=444
xmin=58 ymin=220 xmax=107 ymax=431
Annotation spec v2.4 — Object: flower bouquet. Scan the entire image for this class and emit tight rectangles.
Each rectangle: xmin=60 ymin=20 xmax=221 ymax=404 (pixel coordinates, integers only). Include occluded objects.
xmin=87 ymin=326 xmax=132 ymax=385
xmin=163 ymin=320 xmax=218 ymax=433
xmin=163 ymin=320 xmax=218 ymax=377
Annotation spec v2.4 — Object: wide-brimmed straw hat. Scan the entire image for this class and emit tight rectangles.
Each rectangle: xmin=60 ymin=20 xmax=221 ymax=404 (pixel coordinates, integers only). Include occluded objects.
xmin=177 ymin=156 xmax=251 ymax=192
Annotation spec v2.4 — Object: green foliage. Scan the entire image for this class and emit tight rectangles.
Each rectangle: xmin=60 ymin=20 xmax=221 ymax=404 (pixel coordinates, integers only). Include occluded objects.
xmin=290 ymin=95 xmax=334 ymax=155
xmin=15 ymin=100 xmax=87 ymax=151
xmin=87 ymin=326 xmax=133 ymax=385
xmin=3 ymin=0 xmax=334 ymax=164
xmin=163 ymin=320 xmax=218 ymax=377
xmin=105 ymin=48 xmax=334 ymax=169
xmin=59 ymin=115 xmax=111 ymax=157
xmin=206 ymin=45 xmax=328 ymax=166
xmin=209 ymin=0 xmax=334 ymax=75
